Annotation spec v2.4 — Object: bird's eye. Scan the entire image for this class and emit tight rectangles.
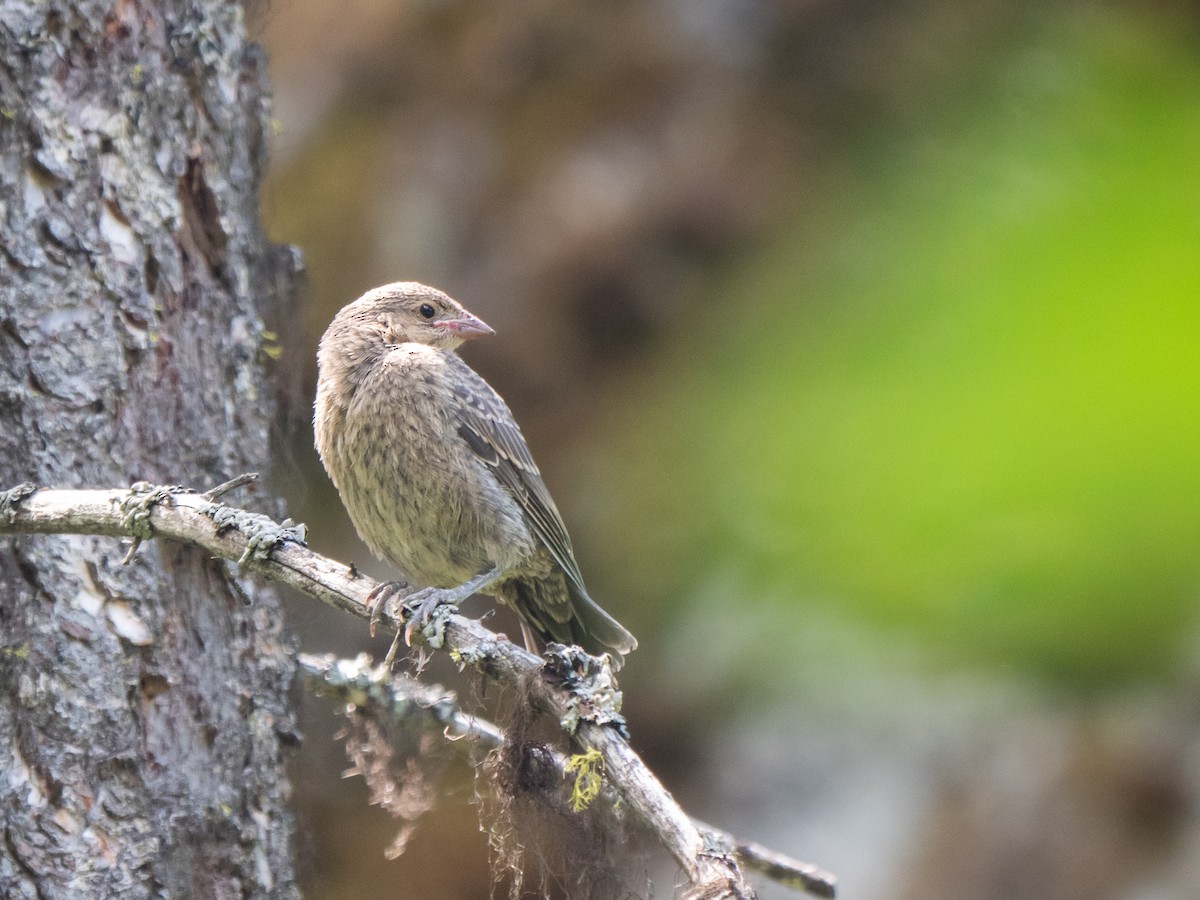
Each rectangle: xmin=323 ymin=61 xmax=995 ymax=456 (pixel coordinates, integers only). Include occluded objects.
xmin=419 ymin=303 xmax=436 ymax=319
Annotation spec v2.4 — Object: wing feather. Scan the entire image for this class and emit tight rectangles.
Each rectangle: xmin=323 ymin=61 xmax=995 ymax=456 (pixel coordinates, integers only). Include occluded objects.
xmin=448 ymin=361 xmax=588 ymax=600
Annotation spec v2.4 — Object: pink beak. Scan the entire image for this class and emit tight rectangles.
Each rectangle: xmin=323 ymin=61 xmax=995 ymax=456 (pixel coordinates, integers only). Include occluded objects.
xmin=436 ymin=312 xmax=495 ymax=340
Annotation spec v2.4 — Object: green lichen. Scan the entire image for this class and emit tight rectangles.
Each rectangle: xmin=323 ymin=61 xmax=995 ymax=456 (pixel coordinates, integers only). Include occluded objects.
xmin=118 ymin=482 xmax=184 ymax=539
xmin=543 ymin=645 xmax=627 ymax=737
xmin=564 ymin=747 xmax=604 ymax=812
xmin=205 ymin=504 xmax=307 ymax=568
xmin=259 ymin=329 xmax=282 ymax=361
xmin=0 ymin=483 xmax=39 ymax=525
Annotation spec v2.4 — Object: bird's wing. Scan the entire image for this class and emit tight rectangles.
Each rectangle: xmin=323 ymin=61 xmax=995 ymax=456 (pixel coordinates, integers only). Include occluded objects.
xmin=448 ymin=362 xmax=589 ymax=603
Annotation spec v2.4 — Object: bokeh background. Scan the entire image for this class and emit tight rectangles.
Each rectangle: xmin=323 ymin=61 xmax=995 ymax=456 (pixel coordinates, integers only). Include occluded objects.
xmin=253 ymin=1 xmax=1200 ymax=897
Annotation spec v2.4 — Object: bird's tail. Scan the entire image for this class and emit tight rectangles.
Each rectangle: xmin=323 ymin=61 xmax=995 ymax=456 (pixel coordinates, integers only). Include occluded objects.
xmin=565 ymin=579 xmax=638 ymax=669
xmin=512 ymin=577 xmax=637 ymax=669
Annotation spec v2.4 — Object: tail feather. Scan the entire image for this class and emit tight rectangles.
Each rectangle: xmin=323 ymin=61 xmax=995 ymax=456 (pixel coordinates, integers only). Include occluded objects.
xmin=566 ymin=579 xmax=637 ymax=661
xmin=510 ymin=577 xmax=637 ymax=668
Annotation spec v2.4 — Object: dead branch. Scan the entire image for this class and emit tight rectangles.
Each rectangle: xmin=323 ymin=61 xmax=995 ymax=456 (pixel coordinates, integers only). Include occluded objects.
xmin=297 ymin=652 xmax=837 ymax=897
xmin=0 ymin=481 xmax=836 ymax=899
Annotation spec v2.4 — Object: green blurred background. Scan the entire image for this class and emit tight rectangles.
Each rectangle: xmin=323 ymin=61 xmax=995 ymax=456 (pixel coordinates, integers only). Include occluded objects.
xmin=595 ymin=8 xmax=1200 ymax=687
xmin=256 ymin=1 xmax=1200 ymax=897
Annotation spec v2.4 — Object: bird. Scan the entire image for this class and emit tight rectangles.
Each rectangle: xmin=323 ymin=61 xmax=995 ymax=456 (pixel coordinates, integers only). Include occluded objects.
xmin=313 ymin=282 xmax=637 ymax=667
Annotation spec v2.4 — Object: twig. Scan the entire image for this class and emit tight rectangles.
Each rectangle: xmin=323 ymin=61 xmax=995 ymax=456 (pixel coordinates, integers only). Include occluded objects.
xmin=203 ymin=472 xmax=259 ymax=501
xmin=297 ymin=652 xmax=506 ymax=746
xmin=297 ymin=653 xmax=837 ymax=897
xmin=0 ymin=482 xmax=836 ymax=899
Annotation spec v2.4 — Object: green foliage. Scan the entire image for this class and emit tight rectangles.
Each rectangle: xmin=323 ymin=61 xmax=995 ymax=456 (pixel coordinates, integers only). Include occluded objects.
xmin=600 ymin=7 xmax=1200 ymax=687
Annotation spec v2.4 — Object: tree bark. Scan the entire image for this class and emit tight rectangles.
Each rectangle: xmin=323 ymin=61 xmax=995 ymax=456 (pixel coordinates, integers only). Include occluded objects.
xmin=0 ymin=1 xmax=300 ymax=896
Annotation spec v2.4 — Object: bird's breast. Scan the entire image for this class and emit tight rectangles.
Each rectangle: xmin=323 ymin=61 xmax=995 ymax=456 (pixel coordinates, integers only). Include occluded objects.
xmin=323 ymin=346 xmax=536 ymax=586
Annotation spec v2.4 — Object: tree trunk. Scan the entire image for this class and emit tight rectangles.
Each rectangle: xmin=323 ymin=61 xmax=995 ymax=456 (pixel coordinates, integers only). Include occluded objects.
xmin=0 ymin=1 xmax=300 ymax=896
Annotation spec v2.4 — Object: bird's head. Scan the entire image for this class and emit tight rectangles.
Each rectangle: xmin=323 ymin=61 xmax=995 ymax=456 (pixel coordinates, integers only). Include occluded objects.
xmin=333 ymin=282 xmax=495 ymax=352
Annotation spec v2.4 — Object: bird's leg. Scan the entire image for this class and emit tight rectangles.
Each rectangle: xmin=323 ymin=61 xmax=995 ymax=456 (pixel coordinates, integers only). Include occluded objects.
xmin=399 ymin=566 xmax=508 ymax=643
xmin=378 ymin=567 xmax=509 ymax=667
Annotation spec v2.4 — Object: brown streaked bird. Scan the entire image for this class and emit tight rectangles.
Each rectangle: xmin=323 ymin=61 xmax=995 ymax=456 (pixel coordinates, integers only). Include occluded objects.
xmin=313 ymin=282 xmax=637 ymax=667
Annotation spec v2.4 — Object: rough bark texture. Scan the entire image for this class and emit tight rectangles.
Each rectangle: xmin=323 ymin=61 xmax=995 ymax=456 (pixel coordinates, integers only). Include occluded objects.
xmin=0 ymin=1 xmax=300 ymax=896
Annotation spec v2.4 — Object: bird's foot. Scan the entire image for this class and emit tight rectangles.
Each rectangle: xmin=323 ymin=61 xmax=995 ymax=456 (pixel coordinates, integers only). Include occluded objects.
xmin=377 ymin=587 xmax=458 ymax=668
xmin=371 ymin=570 xmax=502 ymax=667
xmin=400 ymin=587 xmax=459 ymax=647
xmin=365 ymin=580 xmax=409 ymax=637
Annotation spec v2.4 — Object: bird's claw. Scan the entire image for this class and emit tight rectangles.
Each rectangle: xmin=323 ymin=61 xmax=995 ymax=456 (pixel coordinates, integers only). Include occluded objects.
xmin=400 ymin=587 xmax=457 ymax=647
xmin=366 ymin=583 xmax=459 ymax=668
xmin=365 ymin=580 xmax=408 ymax=637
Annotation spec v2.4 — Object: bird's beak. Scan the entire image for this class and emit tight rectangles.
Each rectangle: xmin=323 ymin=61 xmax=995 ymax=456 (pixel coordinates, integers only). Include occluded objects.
xmin=437 ymin=312 xmax=495 ymax=340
